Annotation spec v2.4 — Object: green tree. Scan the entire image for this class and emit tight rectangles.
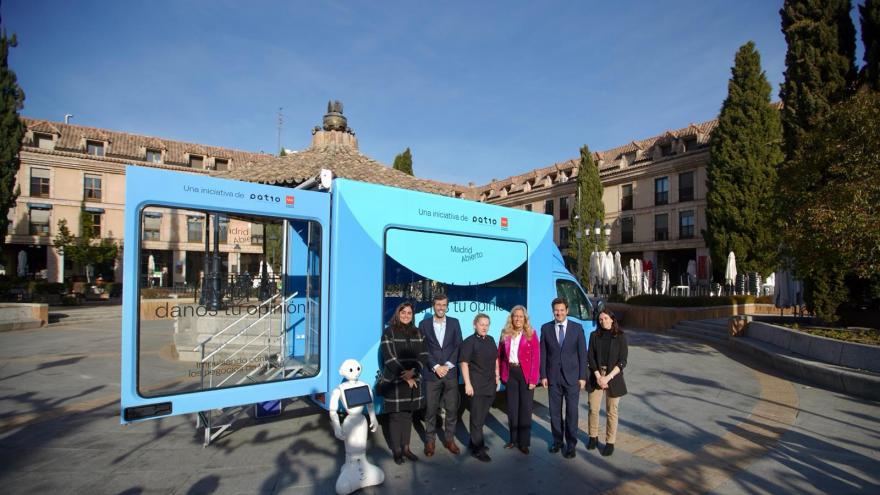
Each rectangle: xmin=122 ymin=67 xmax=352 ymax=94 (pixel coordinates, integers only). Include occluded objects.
xmin=0 ymin=22 xmax=25 ymax=252
xmin=392 ymin=148 xmax=413 ymax=175
xmin=778 ymin=0 xmax=858 ymax=322
xmin=703 ymin=42 xmax=783 ymax=278
xmin=861 ymin=0 xmax=880 ymax=90
xmin=784 ymin=90 xmax=880 ymax=321
xmin=779 ymin=0 xmax=857 ymax=157
xmin=279 ymin=148 xmax=287 ymax=157
xmin=572 ymin=145 xmax=605 ymax=285
xmin=53 ymin=206 xmax=118 ymax=282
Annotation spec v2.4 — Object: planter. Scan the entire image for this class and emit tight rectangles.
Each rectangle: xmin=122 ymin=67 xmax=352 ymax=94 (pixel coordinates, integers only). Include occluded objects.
xmin=746 ymin=321 xmax=880 ymax=372
xmin=606 ymin=302 xmax=786 ymax=332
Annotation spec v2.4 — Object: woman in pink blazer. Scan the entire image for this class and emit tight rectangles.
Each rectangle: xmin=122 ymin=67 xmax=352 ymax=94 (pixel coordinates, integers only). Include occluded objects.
xmin=497 ymin=305 xmax=541 ymax=454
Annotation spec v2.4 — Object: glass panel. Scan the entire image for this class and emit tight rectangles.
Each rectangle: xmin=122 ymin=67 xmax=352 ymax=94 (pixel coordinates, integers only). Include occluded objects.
xmin=555 ymin=279 xmax=591 ymax=321
xmin=136 ymin=205 xmax=321 ymax=398
xmin=31 ymin=167 xmax=50 ymax=178
xmin=544 ymin=199 xmax=554 ymax=216
xmin=146 ymin=149 xmax=162 ymax=163
xmin=621 ymin=184 xmax=633 ymax=211
xmin=679 ymin=172 xmax=694 ymax=202
xmin=655 ymin=177 xmax=669 ymax=205
xmin=559 ymin=196 xmax=569 ymax=220
xmin=383 ymin=228 xmax=527 ymax=335
xmin=621 ymin=217 xmax=634 ymax=244
xmin=87 ymin=141 xmax=105 ymax=156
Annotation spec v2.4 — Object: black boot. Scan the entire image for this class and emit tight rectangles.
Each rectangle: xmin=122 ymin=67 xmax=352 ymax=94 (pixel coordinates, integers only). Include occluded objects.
xmin=587 ymin=437 xmax=598 ymax=450
xmin=602 ymin=443 xmax=614 ymax=457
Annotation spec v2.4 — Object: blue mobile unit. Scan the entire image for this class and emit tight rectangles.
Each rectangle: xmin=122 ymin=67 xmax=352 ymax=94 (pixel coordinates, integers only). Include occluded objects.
xmin=120 ymin=166 xmax=593 ymax=423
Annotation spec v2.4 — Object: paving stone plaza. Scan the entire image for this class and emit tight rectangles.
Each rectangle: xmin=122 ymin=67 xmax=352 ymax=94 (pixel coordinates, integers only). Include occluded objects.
xmin=0 ymin=306 xmax=878 ymax=494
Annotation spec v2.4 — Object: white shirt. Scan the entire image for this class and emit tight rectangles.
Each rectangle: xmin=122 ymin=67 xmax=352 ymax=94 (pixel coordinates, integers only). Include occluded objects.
xmin=556 ymin=319 xmax=568 ymax=343
xmin=509 ymin=333 xmax=522 ymax=364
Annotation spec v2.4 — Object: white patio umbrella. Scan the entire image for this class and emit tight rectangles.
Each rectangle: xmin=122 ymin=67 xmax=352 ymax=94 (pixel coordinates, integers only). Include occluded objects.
xmin=724 ymin=251 xmax=737 ymax=286
xmin=603 ymin=251 xmax=615 ymax=284
xmin=17 ymin=250 xmax=27 ymax=277
xmin=614 ymin=252 xmax=624 ymax=291
xmin=686 ymin=260 xmax=697 ymax=285
xmin=590 ymin=251 xmax=603 ymax=291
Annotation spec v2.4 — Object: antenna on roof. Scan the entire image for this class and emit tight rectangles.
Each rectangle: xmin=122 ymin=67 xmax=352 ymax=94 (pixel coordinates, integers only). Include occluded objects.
xmin=64 ymin=114 xmax=73 ymax=124
xmin=276 ymin=107 xmax=284 ymax=155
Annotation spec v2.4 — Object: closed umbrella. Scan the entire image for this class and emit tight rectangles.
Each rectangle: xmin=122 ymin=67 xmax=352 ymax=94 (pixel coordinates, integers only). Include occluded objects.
xmin=774 ymin=268 xmax=791 ymax=308
xmin=724 ymin=251 xmax=737 ymax=286
xmin=603 ymin=251 xmax=614 ymax=284
xmin=589 ymin=251 xmax=601 ymax=292
xmin=17 ymin=251 xmax=27 ymax=278
xmin=147 ymin=254 xmax=155 ymax=274
xmin=614 ymin=252 xmax=624 ymax=292
xmin=687 ymin=260 xmax=697 ymax=286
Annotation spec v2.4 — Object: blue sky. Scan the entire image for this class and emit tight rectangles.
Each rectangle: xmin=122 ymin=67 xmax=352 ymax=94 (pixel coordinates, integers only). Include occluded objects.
xmin=2 ymin=1 xmax=861 ymax=185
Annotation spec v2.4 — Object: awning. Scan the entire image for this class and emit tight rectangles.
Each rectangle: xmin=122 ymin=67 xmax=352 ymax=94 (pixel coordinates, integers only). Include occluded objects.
xmin=84 ymin=207 xmax=105 ymax=213
xmin=27 ymin=203 xmax=53 ymax=210
xmin=143 ymin=212 xmax=163 ymax=218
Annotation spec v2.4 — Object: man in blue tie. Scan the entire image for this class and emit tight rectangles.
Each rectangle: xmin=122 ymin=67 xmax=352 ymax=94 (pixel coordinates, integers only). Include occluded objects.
xmin=419 ymin=293 xmax=463 ymax=457
xmin=540 ymin=297 xmax=587 ymax=459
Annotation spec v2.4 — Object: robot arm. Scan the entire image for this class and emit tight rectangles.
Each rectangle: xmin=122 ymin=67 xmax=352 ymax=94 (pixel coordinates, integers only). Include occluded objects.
xmin=367 ymin=388 xmax=378 ymax=433
xmin=328 ymin=388 xmax=345 ymax=440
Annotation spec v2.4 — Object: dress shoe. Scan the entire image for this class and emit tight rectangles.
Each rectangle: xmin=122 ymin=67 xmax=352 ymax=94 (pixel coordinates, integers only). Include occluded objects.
xmin=393 ymin=453 xmax=405 ymax=465
xmin=503 ymin=442 xmax=516 ymax=449
xmin=563 ymin=447 xmax=576 ymax=459
xmin=518 ymin=446 xmax=530 ymax=455
xmin=587 ymin=437 xmax=599 ymax=450
xmin=424 ymin=441 xmax=435 ymax=457
xmin=549 ymin=442 xmax=563 ymax=454
xmin=403 ymin=447 xmax=419 ymax=461
xmin=602 ymin=443 xmax=615 ymax=457
xmin=444 ymin=440 xmax=461 ymax=455
xmin=471 ymin=450 xmax=492 ymax=462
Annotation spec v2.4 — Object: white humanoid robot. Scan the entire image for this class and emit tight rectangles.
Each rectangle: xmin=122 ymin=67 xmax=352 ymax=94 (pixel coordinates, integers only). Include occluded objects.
xmin=329 ymin=359 xmax=385 ymax=495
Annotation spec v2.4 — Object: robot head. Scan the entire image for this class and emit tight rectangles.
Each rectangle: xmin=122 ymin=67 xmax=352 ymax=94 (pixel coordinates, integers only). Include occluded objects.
xmin=339 ymin=359 xmax=362 ymax=381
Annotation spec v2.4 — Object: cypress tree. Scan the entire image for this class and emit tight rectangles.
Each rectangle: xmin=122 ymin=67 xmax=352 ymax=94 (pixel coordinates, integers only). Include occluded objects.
xmin=703 ymin=42 xmax=783 ymax=278
xmin=0 ymin=21 xmax=25 ymax=252
xmin=779 ymin=0 xmax=856 ymax=157
xmin=392 ymin=148 xmax=413 ymax=175
xmin=861 ymin=0 xmax=880 ymax=90
xmin=572 ymin=145 xmax=604 ymax=285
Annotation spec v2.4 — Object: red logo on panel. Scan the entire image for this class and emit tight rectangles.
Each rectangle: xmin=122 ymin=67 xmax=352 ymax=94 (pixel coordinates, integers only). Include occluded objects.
xmin=285 ymin=195 xmax=295 ymax=207
xmin=501 ymin=217 xmax=508 ymax=230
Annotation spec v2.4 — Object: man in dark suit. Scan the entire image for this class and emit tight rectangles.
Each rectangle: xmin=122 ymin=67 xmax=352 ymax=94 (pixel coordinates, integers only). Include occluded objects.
xmin=540 ymin=297 xmax=587 ymax=459
xmin=418 ymin=293 xmax=463 ymax=456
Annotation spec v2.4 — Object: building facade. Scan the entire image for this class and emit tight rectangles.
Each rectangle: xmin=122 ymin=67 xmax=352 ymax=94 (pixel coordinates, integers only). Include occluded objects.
xmin=2 ymin=107 xmax=467 ymax=285
xmin=476 ymin=120 xmax=718 ymax=286
xmin=5 ymin=106 xmax=718 ymax=289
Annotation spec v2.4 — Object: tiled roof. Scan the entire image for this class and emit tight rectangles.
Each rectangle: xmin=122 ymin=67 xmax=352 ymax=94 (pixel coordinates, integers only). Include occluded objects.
xmin=219 ymin=139 xmax=462 ymax=197
xmin=475 ymin=117 xmax=721 ymax=194
xmin=21 ymin=117 xmax=271 ymax=169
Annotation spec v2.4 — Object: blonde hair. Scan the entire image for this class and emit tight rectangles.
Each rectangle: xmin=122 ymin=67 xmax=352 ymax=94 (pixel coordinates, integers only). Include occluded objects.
xmin=501 ymin=305 xmax=534 ymax=341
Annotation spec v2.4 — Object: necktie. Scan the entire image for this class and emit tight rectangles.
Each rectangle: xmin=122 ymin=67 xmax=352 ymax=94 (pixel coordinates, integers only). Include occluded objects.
xmin=558 ymin=324 xmax=565 ymax=345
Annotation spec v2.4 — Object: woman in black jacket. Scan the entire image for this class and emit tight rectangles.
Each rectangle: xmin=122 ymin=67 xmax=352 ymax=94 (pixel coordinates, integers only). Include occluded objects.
xmin=379 ymin=302 xmax=429 ymax=465
xmin=587 ymin=309 xmax=628 ymax=457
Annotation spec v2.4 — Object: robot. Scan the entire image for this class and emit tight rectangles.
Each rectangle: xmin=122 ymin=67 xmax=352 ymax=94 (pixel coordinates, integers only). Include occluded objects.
xmin=329 ymin=359 xmax=385 ymax=495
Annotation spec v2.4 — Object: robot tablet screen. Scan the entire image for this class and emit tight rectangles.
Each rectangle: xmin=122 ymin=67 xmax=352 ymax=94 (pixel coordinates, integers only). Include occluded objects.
xmin=343 ymin=385 xmax=373 ymax=407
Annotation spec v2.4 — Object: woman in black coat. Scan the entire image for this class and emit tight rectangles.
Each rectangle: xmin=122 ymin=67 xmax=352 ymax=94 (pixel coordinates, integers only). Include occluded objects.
xmin=587 ymin=309 xmax=628 ymax=457
xmin=379 ymin=302 xmax=429 ymax=464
